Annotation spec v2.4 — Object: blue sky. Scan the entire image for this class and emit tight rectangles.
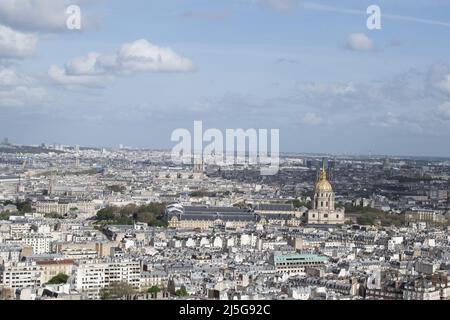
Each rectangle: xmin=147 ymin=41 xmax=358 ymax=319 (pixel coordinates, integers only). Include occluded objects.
xmin=1 ymin=0 xmax=450 ymax=156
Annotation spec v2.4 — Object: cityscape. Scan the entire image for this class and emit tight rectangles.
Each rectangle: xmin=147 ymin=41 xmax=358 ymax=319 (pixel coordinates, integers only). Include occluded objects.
xmin=1 ymin=0 xmax=450 ymax=307
xmin=0 ymin=139 xmax=449 ymax=300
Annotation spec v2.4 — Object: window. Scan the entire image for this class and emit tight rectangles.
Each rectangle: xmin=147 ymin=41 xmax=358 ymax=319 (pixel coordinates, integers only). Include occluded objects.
xmin=324 ymin=214 xmax=328 ymax=218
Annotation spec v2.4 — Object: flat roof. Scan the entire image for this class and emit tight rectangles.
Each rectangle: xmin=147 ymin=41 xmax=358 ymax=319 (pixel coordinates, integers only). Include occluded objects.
xmin=273 ymin=253 xmax=329 ymax=263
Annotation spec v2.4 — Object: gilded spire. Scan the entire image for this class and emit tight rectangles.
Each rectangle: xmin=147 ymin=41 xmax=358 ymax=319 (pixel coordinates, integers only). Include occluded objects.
xmin=319 ymin=158 xmax=327 ymax=181
xmin=316 ymin=158 xmax=332 ymax=192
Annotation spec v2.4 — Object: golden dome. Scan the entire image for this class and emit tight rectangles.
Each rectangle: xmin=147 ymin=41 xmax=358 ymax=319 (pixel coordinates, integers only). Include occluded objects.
xmin=315 ymin=168 xmax=333 ymax=192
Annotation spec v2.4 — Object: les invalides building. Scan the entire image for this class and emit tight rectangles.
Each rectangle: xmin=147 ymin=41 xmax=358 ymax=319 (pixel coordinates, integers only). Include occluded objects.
xmin=307 ymin=161 xmax=345 ymax=225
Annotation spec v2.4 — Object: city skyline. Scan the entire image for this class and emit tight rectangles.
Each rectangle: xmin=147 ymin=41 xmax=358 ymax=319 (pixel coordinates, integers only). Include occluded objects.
xmin=1 ymin=1 xmax=450 ymax=156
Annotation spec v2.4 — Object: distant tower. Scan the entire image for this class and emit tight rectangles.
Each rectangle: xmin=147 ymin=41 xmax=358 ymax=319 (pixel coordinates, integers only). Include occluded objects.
xmin=16 ymin=176 xmax=24 ymax=193
xmin=48 ymin=172 xmax=55 ymax=196
xmin=192 ymin=154 xmax=204 ymax=180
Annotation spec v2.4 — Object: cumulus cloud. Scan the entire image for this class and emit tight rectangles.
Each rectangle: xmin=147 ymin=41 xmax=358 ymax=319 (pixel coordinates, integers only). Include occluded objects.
xmin=0 ymin=0 xmax=98 ymax=33
xmin=48 ymin=39 xmax=194 ymax=87
xmin=0 ymin=25 xmax=38 ymax=59
xmin=345 ymin=33 xmax=374 ymax=52
xmin=47 ymin=65 xmax=111 ymax=88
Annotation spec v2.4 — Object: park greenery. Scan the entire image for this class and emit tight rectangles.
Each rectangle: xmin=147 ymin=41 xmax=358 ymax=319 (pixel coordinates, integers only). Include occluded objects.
xmin=189 ymin=190 xmax=231 ymax=198
xmin=44 ymin=212 xmax=65 ymax=219
xmin=345 ymin=205 xmax=405 ymax=227
xmin=0 ymin=199 xmax=33 ymax=220
xmin=96 ymin=203 xmax=167 ymax=227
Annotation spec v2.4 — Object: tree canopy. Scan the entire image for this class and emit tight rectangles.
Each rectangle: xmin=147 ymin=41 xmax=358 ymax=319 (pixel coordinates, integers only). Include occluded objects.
xmin=100 ymin=281 xmax=136 ymax=300
xmin=95 ymin=203 xmax=168 ymax=227
xmin=47 ymin=273 xmax=69 ymax=285
xmin=175 ymin=287 xmax=188 ymax=297
xmin=148 ymin=286 xmax=161 ymax=294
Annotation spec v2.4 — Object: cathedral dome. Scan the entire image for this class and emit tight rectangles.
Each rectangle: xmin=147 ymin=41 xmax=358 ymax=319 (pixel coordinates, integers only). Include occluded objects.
xmin=315 ymin=168 xmax=333 ymax=192
xmin=315 ymin=179 xmax=333 ymax=192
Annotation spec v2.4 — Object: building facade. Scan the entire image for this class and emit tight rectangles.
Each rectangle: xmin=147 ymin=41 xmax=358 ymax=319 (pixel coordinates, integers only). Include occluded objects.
xmin=307 ymin=163 xmax=345 ymax=225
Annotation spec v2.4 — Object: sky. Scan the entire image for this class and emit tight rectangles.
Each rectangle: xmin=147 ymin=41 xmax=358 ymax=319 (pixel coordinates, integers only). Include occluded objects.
xmin=1 ymin=0 xmax=450 ymax=157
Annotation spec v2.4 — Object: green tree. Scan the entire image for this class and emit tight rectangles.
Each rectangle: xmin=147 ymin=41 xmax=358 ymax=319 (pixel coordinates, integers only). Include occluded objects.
xmin=96 ymin=203 xmax=167 ymax=226
xmin=17 ymin=200 xmax=32 ymax=213
xmin=47 ymin=273 xmax=69 ymax=284
xmin=175 ymin=287 xmax=188 ymax=297
xmin=148 ymin=286 xmax=161 ymax=294
xmin=45 ymin=212 xmax=64 ymax=219
xmin=107 ymin=185 xmax=126 ymax=193
xmin=0 ymin=211 xmax=13 ymax=221
xmin=96 ymin=207 xmax=115 ymax=220
xmin=100 ymin=282 xmax=136 ymax=300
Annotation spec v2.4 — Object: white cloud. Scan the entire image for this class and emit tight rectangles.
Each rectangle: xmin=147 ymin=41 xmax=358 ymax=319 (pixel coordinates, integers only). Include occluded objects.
xmin=49 ymin=39 xmax=194 ymax=87
xmin=115 ymin=39 xmax=194 ymax=73
xmin=345 ymin=33 xmax=374 ymax=52
xmin=48 ymin=65 xmax=111 ymax=88
xmin=0 ymin=25 xmax=38 ymax=59
xmin=65 ymin=52 xmax=104 ymax=75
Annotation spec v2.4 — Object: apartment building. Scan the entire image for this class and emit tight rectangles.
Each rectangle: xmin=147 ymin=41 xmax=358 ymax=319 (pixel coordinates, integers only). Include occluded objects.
xmin=73 ymin=259 xmax=141 ymax=299
xmin=0 ymin=262 xmax=42 ymax=289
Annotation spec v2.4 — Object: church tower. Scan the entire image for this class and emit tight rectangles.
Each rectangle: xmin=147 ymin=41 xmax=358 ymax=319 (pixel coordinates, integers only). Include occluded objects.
xmin=313 ymin=161 xmax=335 ymax=211
xmin=307 ymin=159 xmax=345 ymax=225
